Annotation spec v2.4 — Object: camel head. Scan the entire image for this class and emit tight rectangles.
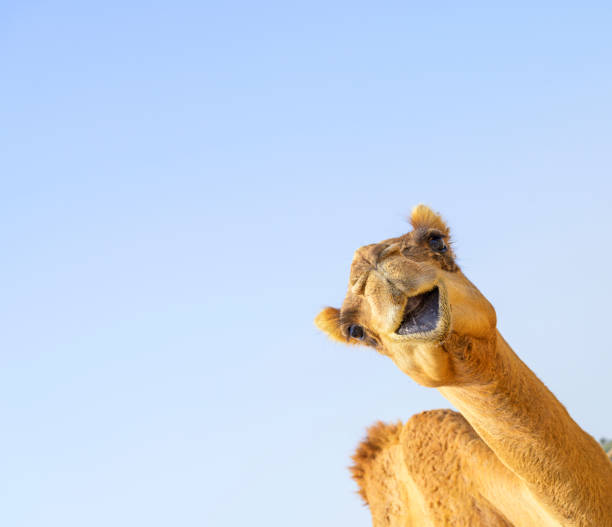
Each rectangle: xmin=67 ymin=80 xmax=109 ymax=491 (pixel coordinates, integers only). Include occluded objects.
xmin=315 ymin=205 xmax=497 ymax=387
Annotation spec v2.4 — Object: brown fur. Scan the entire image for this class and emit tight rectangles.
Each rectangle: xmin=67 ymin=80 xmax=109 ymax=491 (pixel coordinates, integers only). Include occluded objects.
xmin=351 ymin=421 xmax=403 ymax=503
xmin=409 ymin=204 xmax=450 ymax=235
xmin=314 ymin=306 xmax=347 ymax=344
xmin=352 ymin=411 xmax=515 ymax=526
xmin=316 ymin=206 xmax=612 ymax=527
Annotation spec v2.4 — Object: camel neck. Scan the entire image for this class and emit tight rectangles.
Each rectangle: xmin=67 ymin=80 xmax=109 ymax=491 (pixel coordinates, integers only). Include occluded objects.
xmin=439 ymin=331 xmax=612 ymax=526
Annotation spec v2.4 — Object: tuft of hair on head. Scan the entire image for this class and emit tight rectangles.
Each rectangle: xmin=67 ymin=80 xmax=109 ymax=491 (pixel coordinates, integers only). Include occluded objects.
xmin=315 ymin=307 xmax=346 ymax=343
xmin=409 ymin=204 xmax=450 ymax=236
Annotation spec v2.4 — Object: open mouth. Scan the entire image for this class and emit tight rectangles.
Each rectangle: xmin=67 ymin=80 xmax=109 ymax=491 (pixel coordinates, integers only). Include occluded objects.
xmin=396 ymin=287 xmax=440 ymax=335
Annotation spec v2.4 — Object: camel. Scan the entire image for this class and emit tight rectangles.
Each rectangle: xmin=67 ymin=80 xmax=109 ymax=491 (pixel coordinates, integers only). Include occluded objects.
xmin=315 ymin=205 xmax=612 ymax=527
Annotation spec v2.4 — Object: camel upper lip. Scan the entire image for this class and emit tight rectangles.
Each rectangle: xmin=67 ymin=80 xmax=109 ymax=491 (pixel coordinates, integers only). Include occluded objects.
xmin=395 ymin=286 xmax=440 ymax=335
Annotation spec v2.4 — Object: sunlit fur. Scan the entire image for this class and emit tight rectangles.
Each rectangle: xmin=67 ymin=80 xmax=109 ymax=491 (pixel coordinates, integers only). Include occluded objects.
xmin=315 ymin=205 xmax=612 ymax=527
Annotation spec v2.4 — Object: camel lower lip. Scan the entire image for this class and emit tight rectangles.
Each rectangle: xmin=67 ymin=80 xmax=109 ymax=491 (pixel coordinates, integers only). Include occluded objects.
xmin=396 ymin=287 xmax=440 ymax=335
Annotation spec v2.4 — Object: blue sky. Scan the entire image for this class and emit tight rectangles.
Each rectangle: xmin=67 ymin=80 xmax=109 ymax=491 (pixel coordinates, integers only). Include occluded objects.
xmin=2 ymin=3 xmax=612 ymax=526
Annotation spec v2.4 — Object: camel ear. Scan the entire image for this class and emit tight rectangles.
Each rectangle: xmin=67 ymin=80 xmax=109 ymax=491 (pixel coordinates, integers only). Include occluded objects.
xmin=410 ymin=204 xmax=450 ymax=237
xmin=315 ymin=307 xmax=346 ymax=343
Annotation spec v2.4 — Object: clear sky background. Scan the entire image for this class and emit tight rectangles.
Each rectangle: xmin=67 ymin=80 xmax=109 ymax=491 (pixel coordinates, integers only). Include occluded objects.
xmin=2 ymin=3 xmax=612 ymax=526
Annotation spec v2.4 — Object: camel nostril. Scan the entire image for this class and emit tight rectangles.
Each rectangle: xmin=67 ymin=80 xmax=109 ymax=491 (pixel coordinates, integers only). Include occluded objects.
xmin=378 ymin=242 xmax=401 ymax=262
xmin=351 ymin=272 xmax=369 ymax=295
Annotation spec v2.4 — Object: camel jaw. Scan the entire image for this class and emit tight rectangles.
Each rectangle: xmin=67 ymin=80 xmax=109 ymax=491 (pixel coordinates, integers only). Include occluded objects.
xmin=392 ymin=285 xmax=450 ymax=342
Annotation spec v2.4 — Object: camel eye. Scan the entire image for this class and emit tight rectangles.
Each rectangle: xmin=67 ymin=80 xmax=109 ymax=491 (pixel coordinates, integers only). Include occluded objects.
xmin=428 ymin=236 xmax=447 ymax=253
xmin=348 ymin=325 xmax=365 ymax=340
